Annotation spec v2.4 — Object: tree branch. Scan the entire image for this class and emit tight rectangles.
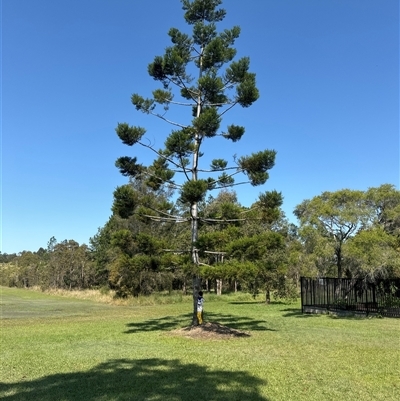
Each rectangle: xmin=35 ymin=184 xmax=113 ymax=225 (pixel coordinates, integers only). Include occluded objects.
xmin=218 ymin=100 xmax=239 ymax=118
xmin=143 ymin=214 xmax=190 ymax=223
xmin=138 ymin=139 xmax=181 ymax=170
xmin=148 ymin=111 xmax=189 ymax=129
xmin=200 ymin=217 xmax=247 ymax=223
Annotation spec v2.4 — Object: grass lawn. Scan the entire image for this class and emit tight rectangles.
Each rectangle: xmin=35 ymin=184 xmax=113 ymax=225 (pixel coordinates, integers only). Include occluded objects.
xmin=1 ymin=286 xmax=399 ymax=401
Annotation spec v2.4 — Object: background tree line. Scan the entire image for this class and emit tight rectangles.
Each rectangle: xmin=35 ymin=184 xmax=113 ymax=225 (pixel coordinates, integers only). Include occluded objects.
xmin=1 ymin=184 xmax=399 ymax=301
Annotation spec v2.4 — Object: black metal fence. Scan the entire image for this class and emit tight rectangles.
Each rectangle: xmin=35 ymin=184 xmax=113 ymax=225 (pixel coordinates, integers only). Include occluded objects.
xmin=301 ymin=277 xmax=400 ymax=318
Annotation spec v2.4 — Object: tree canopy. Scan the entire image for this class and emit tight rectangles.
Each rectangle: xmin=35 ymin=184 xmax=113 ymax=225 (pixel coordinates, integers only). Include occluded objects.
xmin=295 ymin=184 xmax=400 ymax=280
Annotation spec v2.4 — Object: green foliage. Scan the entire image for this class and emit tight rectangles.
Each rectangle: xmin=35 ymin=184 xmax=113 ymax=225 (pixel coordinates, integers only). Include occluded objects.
xmin=112 ymin=185 xmax=138 ymax=219
xmin=164 ymin=129 xmax=193 ymax=158
xmin=179 ymin=179 xmax=209 ymax=204
xmin=344 ymin=228 xmax=400 ymax=280
xmin=152 ymin=88 xmax=173 ymax=107
xmin=216 ymin=172 xmax=234 ymax=186
xmin=377 ymin=282 xmax=400 ymax=307
xmin=236 ymin=72 xmax=260 ymax=107
xmin=196 ymin=227 xmax=238 ymax=255
xmin=224 ymin=57 xmax=250 ymax=83
xmin=192 ymin=107 xmax=221 ymax=137
xmin=111 ymin=230 xmax=135 ymax=257
xmin=365 ymin=183 xmax=400 ymax=235
xmin=239 ymin=150 xmax=277 ymax=185
xmin=295 ymin=189 xmax=368 ymax=230
xmin=135 ymin=233 xmax=164 ymax=255
xmin=131 ymin=94 xmax=155 ymax=113
xmin=115 ymin=123 xmax=146 ymax=146
xmin=1 ymin=238 xmax=99 ymax=291
xmin=146 ymin=157 xmax=175 ymax=190
xmin=222 ymin=124 xmax=245 ymax=142
xmin=257 ymin=190 xmax=284 ymax=223
xmin=226 ymin=232 xmax=285 ymax=262
xmin=295 ymin=189 xmax=366 ymax=278
xmin=182 ymin=0 xmax=226 ymax=25
xmin=218 ymin=201 xmax=241 ymax=221
xmin=200 ymin=263 xmax=228 ymax=281
xmin=258 ymin=190 xmax=283 ymax=210
xmin=0 ymin=252 xmax=17 ymax=263
xmin=115 ymin=156 xmax=143 ymax=177
xmin=225 ymin=260 xmax=259 ymax=296
xmin=210 ymin=158 xmax=228 ymax=170
xmin=198 ymin=73 xmax=227 ymax=104
xmin=108 ymin=252 xmax=178 ymax=297
xmin=89 ymin=216 xmax=125 ymax=285
xmin=295 ymin=185 xmax=400 ymax=280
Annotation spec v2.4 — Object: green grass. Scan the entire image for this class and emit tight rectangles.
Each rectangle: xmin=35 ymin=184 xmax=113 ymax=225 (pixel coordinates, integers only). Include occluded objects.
xmin=1 ymin=287 xmax=399 ymax=401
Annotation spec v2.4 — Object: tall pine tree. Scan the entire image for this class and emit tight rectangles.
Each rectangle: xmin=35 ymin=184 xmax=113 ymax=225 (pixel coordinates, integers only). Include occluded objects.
xmin=114 ymin=0 xmax=280 ymax=324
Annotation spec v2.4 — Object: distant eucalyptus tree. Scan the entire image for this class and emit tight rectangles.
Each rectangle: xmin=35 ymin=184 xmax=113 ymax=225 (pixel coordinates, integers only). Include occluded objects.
xmin=294 ymin=189 xmax=368 ymax=278
xmin=295 ymin=185 xmax=400 ymax=280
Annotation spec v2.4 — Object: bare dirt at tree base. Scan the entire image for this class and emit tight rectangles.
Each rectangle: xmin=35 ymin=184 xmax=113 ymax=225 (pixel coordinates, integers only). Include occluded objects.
xmin=172 ymin=322 xmax=250 ymax=339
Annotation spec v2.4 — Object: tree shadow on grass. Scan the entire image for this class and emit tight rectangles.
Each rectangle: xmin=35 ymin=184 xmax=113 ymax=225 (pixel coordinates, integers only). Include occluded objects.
xmin=205 ymin=312 xmax=277 ymax=332
xmin=280 ymin=308 xmax=316 ymax=318
xmin=124 ymin=313 xmax=192 ymax=333
xmin=280 ymin=307 xmax=373 ymax=319
xmin=280 ymin=308 xmax=328 ymax=318
xmin=0 ymin=358 xmax=269 ymax=401
xmin=229 ymin=301 xmax=287 ymax=305
xmin=124 ymin=312 xmax=276 ymax=334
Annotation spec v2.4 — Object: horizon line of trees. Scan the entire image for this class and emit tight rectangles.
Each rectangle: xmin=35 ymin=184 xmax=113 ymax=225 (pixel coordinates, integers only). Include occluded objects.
xmin=1 ymin=184 xmax=399 ymax=302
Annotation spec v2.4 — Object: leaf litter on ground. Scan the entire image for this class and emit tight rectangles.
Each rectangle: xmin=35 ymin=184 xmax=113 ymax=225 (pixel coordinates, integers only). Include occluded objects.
xmin=172 ymin=321 xmax=250 ymax=339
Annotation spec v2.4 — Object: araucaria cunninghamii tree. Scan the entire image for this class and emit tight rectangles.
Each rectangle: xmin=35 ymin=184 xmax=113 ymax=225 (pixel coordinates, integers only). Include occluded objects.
xmin=114 ymin=0 xmax=279 ymax=324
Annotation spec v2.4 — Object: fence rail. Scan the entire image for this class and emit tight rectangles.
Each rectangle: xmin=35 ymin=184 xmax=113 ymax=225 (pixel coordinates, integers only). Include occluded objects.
xmin=300 ymin=277 xmax=400 ymax=318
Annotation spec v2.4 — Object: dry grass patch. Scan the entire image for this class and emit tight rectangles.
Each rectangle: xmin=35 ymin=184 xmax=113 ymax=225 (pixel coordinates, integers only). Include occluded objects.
xmin=30 ymin=287 xmax=191 ymax=306
xmin=34 ymin=287 xmax=119 ymax=304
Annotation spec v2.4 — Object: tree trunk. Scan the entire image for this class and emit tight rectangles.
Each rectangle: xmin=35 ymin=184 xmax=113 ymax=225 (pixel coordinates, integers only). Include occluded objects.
xmin=190 ymin=40 xmax=204 ymax=326
xmin=336 ymin=247 xmax=343 ymax=278
xmin=191 ymin=207 xmax=200 ymax=324
xmin=192 ymin=276 xmax=201 ymax=326
xmin=265 ymin=289 xmax=271 ymax=304
xmin=216 ymin=279 xmax=222 ymax=296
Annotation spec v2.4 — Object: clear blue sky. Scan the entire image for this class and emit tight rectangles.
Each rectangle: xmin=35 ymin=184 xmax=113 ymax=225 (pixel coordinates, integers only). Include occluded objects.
xmin=1 ymin=0 xmax=399 ymax=254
